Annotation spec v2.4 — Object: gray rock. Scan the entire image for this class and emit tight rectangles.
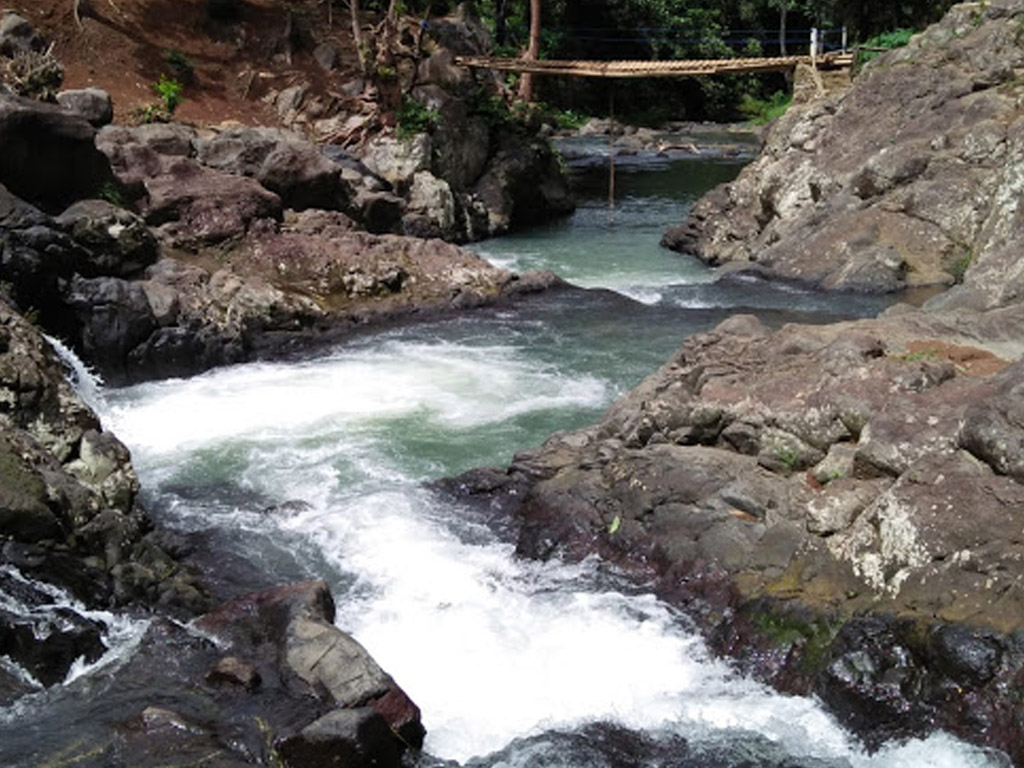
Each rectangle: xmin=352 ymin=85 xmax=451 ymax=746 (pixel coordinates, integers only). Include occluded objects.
xmin=56 ymin=199 xmax=158 ymax=277
xmin=56 ymin=88 xmax=113 ymax=128
xmin=313 ymin=43 xmax=338 ymax=72
xmin=278 ymin=708 xmax=402 ymax=768
xmin=0 ymin=12 xmax=44 ymax=58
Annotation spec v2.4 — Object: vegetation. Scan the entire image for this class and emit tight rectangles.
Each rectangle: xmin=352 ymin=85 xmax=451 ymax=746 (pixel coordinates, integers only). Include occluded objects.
xmin=857 ymin=27 xmax=917 ymax=66
xmin=154 ymin=74 xmax=184 ymax=114
xmin=164 ymin=49 xmax=195 ymax=85
xmin=396 ymin=95 xmax=439 ymax=139
xmin=738 ymin=90 xmax=791 ymax=125
xmin=0 ymin=48 xmax=63 ymax=101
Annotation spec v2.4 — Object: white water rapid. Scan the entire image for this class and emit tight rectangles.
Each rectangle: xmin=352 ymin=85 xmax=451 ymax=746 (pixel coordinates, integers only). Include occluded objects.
xmin=97 ymin=324 xmax=1006 ymax=768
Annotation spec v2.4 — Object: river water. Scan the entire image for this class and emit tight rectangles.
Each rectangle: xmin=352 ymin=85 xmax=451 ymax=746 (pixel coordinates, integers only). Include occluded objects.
xmin=0 ymin=135 xmax=1010 ymax=767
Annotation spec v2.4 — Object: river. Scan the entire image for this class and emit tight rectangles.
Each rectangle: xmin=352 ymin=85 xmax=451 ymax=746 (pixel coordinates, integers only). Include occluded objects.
xmin=0 ymin=133 xmax=1010 ymax=767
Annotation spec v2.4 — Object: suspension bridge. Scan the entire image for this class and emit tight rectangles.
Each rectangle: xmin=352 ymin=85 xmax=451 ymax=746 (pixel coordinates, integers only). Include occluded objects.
xmin=454 ymin=51 xmax=854 ymax=78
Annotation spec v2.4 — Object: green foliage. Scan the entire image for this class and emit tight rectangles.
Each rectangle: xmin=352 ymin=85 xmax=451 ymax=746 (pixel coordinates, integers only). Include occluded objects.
xmin=164 ymin=49 xmax=195 ymax=85
xmin=396 ymin=95 xmax=439 ymax=140
xmin=154 ymin=74 xmax=184 ymax=114
xmin=902 ymin=348 xmax=940 ymax=362
xmin=858 ymin=27 xmax=916 ymax=65
xmin=608 ymin=515 xmax=621 ymax=535
xmin=738 ymin=90 xmax=791 ymax=125
xmin=950 ymin=249 xmax=973 ymax=283
xmin=97 ymin=181 xmax=125 ymax=207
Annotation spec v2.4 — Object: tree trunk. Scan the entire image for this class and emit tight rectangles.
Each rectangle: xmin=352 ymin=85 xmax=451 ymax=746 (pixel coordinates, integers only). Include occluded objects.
xmin=518 ymin=0 xmax=541 ymax=102
xmin=350 ymin=0 xmax=368 ymax=75
xmin=779 ymin=0 xmax=788 ymax=56
xmin=495 ymin=0 xmax=508 ymax=46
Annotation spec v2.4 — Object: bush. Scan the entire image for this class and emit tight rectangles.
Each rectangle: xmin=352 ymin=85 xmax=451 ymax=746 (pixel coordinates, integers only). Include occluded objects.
xmin=858 ymin=28 xmax=916 ymax=66
xmin=738 ymin=90 xmax=791 ymax=125
xmin=0 ymin=48 xmax=63 ymax=101
xmin=154 ymin=74 xmax=184 ymax=114
xmin=396 ymin=95 xmax=438 ymax=140
xmin=164 ymin=49 xmax=195 ymax=85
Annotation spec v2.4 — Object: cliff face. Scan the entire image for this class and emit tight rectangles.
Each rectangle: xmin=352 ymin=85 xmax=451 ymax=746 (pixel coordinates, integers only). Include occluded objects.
xmin=664 ymin=0 xmax=1024 ymax=304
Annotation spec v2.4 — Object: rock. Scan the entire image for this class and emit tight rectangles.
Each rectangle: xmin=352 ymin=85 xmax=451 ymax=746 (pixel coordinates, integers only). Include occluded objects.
xmin=958 ymin=362 xmax=1024 ymax=481
xmin=312 ymin=43 xmax=338 ymax=72
xmin=362 ymin=134 xmax=432 ymax=190
xmin=257 ymin=141 xmax=347 ymax=211
xmin=458 ymin=297 xmax=1024 ymax=759
xmin=277 ymin=708 xmax=402 ymax=768
xmin=56 ymin=88 xmax=113 ymax=128
xmin=140 ymin=158 xmax=282 ymax=247
xmin=664 ymin=2 xmax=1024 ymax=299
xmin=56 ymin=199 xmax=158 ymax=277
xmin=65 ymin=275 xmax=156 ymax=379
xmin=196 ymin=581 xmax=425 ymax=758
xmin=472 ymin=131 xmax=574 ymax=235
xmin=206 ymin=655 xmax=261 ymax=691
xmin=0 ymin=603 xmax=106 ymax=687
xmin=0 ymin=94 xmax=114 ymax=213
xmin=0 ymin=12 xmax=44 ymax=58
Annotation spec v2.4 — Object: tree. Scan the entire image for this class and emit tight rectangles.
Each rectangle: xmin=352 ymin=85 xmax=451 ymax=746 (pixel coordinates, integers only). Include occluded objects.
xmin=517 ymin=0 xmax=541 ymax=102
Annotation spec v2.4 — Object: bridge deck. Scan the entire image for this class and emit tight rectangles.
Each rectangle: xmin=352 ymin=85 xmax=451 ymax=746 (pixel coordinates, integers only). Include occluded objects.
xmin=455 ymin=53 xmax=854 ymax=78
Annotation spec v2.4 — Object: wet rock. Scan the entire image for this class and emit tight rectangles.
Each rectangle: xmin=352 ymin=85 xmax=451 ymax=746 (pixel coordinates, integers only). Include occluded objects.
xmin=207 ymin=655 xmax=261 ymax=691
xmin=196 ymin=581 xmax=425 ymax=758
xmin=277 ymin=708 xmax=402 ymax=768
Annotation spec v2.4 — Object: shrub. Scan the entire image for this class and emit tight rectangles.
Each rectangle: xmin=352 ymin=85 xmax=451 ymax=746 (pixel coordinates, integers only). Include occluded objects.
xmin=396 ymin=95 xmax=438 ymax=139
xmin=154 ymin=74 xmax=184 ymax=114
xmin=164 ymin=49 xmax=194 ymax=85
xmin=738 ymin=90 xmax=791 ymax=125
xmin=857 ymin=28 xmax=916 ymax=67
xmin=0 ymin=48 xmax=63 ymax=101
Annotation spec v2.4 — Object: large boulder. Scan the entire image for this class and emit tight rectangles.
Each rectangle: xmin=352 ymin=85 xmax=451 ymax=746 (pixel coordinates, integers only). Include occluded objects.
xmin=140 ymin=157 xmax=283 ymax=247
xmin=0 ymin=94 xmax=114 ymax=213
xmin=453 ymin=302 xmax=1024 ymax=760
xmin=56 ymin=87 xmax=114 ymax=128
xmin=196 ymin=581 xmax=425 ymax=765
xmin=664 ymin=1 xmax=1024 ymax=300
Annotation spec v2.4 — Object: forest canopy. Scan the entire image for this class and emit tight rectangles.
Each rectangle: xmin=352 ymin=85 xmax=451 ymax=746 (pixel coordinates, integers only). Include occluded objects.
xmin=356 ymin=0 xmax=957 ymax=121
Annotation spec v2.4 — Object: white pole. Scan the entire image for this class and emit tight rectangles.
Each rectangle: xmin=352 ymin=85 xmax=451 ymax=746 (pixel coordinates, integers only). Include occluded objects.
xmin=810 ymin=27 xmax=818 ymax=63
xmin=841 ymin=25 xmax=848 ymax=54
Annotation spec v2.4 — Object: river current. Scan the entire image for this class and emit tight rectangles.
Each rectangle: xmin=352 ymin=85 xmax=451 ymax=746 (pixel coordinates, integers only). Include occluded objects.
xmin=0 ymin=135 xmax=1010 ymax=767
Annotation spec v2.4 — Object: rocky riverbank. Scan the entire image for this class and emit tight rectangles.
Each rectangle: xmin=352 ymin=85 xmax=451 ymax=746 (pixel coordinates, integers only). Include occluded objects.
xmin=663 ymin=1 xmax=1024 ymax=301
xmin=0 ymin=8 xmax=577 ymax=765
xmin=448 ymin=1 xmax=1024 ymax=763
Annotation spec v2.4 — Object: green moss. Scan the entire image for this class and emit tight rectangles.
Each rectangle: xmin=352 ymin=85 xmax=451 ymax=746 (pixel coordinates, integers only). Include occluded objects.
xmin=748 ymin=605 xmax=842 ymax=675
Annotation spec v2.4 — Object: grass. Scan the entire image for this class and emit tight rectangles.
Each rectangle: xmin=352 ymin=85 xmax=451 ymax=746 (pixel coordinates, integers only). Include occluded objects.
xmin=738 ymin=90 xmax=790 ymax=126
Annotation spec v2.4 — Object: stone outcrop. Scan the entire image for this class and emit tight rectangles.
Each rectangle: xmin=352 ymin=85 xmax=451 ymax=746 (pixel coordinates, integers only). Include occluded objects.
xmin=0 ymin=100 xmax=563 ymax=384
xmin=663 ymin=0 xmax=1024 ymax=300
xmin=0 ymin=293 xmax=208 ymax=690
xmin=22 ymin=581 xmax=425 ymax=767
xmin=449 ymin=302 xmax=1024 ymax=760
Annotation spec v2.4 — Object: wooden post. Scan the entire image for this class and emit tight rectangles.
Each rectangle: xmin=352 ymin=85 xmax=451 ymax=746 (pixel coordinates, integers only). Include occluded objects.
xmin=608 ymin=91 xmax=616 ymax=225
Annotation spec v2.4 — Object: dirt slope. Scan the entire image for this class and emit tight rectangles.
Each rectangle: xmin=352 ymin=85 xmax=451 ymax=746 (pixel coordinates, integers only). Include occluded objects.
xmin=6 ymin=0 xmax=359 ymax=126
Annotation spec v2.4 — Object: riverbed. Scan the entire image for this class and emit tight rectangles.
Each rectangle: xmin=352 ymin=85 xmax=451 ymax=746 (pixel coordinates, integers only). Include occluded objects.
xmin=0 ymin=134 xmax=1009 ymax=767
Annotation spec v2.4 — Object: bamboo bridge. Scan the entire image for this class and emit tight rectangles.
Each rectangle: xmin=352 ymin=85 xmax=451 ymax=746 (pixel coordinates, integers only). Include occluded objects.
xmin=454 ymin=51 xmax=855 ymax=78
